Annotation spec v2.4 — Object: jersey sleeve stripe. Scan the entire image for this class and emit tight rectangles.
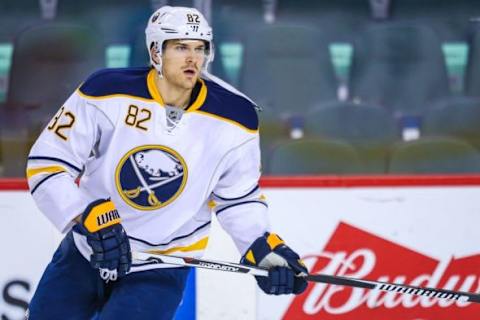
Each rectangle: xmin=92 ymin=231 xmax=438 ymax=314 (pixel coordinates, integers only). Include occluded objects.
xmin=213 ymin=184 xmax=259 ymax=201
xmin=26 ymin=165 xmax=66 ymax=179
xmin=28 ymin=156 xmax=82 ymax=173
xmin=215 ymin=200 xmax=268 ymax=215
xmin=31 ymin=172 xmax=65 ymax=195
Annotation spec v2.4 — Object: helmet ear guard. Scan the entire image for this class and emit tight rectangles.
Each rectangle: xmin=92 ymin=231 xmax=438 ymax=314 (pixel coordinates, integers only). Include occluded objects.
xmin=145 ymin=6 xmax=214 ymax=75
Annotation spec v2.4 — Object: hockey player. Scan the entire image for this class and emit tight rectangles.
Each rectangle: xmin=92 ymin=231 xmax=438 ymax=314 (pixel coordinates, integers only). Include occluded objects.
xmin=26 ymin=6 xmax=307 ymax=319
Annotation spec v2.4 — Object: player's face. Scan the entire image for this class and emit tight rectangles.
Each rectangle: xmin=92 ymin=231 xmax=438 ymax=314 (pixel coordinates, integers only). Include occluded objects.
xmin=161 ymin=39 xmax=207 ymax=90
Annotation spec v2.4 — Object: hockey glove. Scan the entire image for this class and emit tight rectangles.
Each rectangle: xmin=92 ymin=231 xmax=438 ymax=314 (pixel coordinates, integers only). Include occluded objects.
xmin=241 ymin=232 xmax=308 ymax=295
xmin=76 ymin=199 xmax=131 ymax=281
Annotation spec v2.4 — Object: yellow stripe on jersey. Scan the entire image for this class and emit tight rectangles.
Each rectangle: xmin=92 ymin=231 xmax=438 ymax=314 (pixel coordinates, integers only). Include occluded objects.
xmin=146 ymin=69 xmax=207 ymax=110
xmin=188 ymin=79 xmax=207 ymax=112
xmin=192 ymin=110 xmax=259 ymax=134
xmin=146 ymin=69 xmax=165 ymax=105
xmin=76 ymin=88 xmax=156 ymax=104
xmin=148 ymin=237 xmax=209 ymax=255
xmin=208 ymin=199 xmax=217 ymax=209
xmin=26 ymin=165 xmax=66 ymax=178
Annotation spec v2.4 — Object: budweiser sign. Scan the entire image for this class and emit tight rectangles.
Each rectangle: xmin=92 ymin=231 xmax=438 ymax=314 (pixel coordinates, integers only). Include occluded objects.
xmin=284 ymin=222 xmax=480 ymax=319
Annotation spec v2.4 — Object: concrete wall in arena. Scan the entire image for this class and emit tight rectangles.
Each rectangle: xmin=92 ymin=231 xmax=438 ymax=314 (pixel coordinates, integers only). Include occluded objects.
xmin=2 ymin=177 xmax=480 ymax=319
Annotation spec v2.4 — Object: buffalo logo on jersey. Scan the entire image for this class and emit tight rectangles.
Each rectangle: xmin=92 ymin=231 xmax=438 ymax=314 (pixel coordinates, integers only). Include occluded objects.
xmin=115 ymin=145 xmax=188 ymax=210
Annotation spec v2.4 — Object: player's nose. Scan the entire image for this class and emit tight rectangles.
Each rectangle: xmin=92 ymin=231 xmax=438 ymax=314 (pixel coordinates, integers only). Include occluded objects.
xmin=185 ymin=54 xmax=194 ymax=63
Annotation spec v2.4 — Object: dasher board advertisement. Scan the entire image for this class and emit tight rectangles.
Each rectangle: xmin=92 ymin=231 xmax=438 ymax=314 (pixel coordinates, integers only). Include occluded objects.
xmin=257 ymin=187 xmax=480 ymax=320
xmin=2 ymin=178 xmax=480 ymax=320
xmin=0 ymin=191 xmax=60 ymax=320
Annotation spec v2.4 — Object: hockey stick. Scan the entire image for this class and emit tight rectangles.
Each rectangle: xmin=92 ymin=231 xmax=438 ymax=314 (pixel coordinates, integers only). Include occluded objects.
xmin=133 ymin=251 xmax=480 ymax=304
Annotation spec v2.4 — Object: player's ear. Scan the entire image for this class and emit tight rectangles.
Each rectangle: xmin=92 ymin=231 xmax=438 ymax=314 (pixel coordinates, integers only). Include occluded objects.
xmin=150 ymin=43 xmax=161 ymax=64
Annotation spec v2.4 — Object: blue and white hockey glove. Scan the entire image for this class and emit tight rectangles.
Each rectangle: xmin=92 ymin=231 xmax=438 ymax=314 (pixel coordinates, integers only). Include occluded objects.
xmin=76 ymin=199 xmax=131 ymax=281
xmin=241 ymin=232 xmax=308 ymax=295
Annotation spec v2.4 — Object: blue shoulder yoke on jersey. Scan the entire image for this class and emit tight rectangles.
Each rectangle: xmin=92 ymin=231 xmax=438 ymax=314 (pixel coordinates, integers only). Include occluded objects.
xmin=79 ymin=67 xmax=152 ymax=99
xmin=200 ymin=79 xmax=259 ymax=131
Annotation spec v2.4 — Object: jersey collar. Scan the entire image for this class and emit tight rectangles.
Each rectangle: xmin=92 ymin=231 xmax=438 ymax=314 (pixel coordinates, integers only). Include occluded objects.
xmin=146 ymin=68 xmax=207 ymax=112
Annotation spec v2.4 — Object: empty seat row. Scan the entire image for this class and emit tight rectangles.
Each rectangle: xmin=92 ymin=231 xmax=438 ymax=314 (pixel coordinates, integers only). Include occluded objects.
xmin=2 ymin=18 xmax=479 ymax=118
xmin=2 ymin=0 xmax=478 ymax=43
xmin=3 ymin=22 xmax=480 ymax=176
xmin=214 ymin=0 xmax=480 ymax=42
xmin=237 ymin=22 xmax=480 ymax=123
xmin=259 ymin=97 xmax=480 ymax=173
xmin=0 ymin=0 xmax=154 ymax=43
xmin=264 ymin=136 xmax=480 ymax=175
xmin=0 ymin=22 xmax=106 ymax=177
xmin=2 ymin=2 xmax=480 ymax=177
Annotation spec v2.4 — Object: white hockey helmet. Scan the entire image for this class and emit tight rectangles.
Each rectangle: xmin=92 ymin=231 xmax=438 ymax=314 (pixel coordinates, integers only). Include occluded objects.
xmin=145 ymin=6 xmax=214 ymax=74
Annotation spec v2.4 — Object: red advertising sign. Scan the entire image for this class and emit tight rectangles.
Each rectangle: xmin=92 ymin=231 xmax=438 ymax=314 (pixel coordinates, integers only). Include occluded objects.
xmin=284 ymin=222 xmax=480 ymax=319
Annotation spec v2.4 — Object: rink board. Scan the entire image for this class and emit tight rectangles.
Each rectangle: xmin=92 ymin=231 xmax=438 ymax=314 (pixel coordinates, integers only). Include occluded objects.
xmin=1 ymin=177 xmax=480 ymax=319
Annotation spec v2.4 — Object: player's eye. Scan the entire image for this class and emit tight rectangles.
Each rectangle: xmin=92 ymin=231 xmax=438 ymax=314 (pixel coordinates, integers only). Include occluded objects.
xmin=175 ymin=45 xmax=188 ymax=51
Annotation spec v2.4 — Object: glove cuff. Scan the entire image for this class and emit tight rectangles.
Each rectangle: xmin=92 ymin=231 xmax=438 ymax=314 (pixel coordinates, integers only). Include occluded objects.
xmin=242 ymin=232 xmax=285 ymax=265
xmin=81 ymin=198 xmax=121 ymax=233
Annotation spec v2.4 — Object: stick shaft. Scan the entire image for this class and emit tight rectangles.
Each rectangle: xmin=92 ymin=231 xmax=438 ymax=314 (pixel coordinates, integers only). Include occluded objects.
xmin=133 ymin=251 xmax=268 ymax=276
xmin=133 ymin=251 xmax=480 ymax=303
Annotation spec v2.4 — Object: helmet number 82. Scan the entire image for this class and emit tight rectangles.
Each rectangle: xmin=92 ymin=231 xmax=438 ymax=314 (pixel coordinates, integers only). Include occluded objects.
xmin=187 ymin=14 xmax=200 ymax=23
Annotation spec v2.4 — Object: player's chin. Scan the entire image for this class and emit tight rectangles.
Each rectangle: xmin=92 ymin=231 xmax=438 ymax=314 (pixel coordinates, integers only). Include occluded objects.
xmin=181 ymin=76 xmax=198 ymax=88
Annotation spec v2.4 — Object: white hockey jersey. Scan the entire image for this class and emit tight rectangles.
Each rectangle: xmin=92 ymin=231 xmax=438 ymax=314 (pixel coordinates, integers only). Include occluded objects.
xmin=26 ymin=67 xmax=270 ymax=272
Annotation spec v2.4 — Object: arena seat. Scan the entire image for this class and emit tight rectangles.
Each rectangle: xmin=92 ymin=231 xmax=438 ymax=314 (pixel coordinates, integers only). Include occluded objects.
xmin=258 ymin=108 xmax=293 ymax=169
xmin=304 ymin=101 xmax=398 ymax=173
xmin=266 ymin=138 xmax=364 ymax=175
xmin=240 ymin=24 xmax=337 ymax=120
xmin=349 ymin=23 xmax=449 ymax=118
xmin=7 ymin=22 xmax=104 ymax=118
xmin=423 ymin=96 xmax=480 ymax=150
xmin=0 ymin=22 xmax=104 ymax=176
xmin=0 ymin=0 xmax=42 ymax=41
xmin=56 ymin=0 xmax=152 ymax=44
xmin=389 ymin=0 xmax=477 ymax=41
xmin=129 ymin=26 xmax=150 ymax=68
xmin=388 ymin=137 xmax=480 ymax=174
xmin=466 ymin=29 xmax=480 ymax=97
xmin=276 ymin=0 xmax=370 ymax=42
